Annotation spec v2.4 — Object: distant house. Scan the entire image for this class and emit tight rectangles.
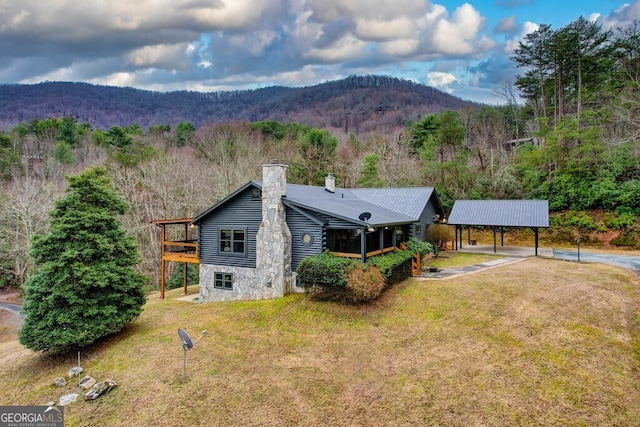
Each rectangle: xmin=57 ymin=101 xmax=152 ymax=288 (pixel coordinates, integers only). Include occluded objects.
xmin=503 ymin=137 xmax=540 ymax=151
xmin=191 ymin=161 xmax=445 ymax=302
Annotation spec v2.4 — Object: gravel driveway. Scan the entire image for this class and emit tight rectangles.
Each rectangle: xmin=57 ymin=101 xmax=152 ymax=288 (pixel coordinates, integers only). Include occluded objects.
xmin=553 ymin=249 xmax=640 ymax=274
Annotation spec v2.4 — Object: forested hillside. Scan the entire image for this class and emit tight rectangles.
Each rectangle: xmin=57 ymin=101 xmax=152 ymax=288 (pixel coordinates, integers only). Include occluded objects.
xmin=0 ymin=75 xmax=476 ymax=134
xmin=0 ymin=17 xmax=638 ymax=291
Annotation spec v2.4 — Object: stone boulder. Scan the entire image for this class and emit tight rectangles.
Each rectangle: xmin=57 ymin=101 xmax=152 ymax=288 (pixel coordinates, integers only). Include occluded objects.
xmin=78 ymin=375 xmax=96 ymax=390
xmin=58 ymin=393 xmax=79 ymax=406
xmin=85 ymin=379 xmax=117 ymax=400
xmin=53 ymin=377 xmax=67 ymax=387
xmin=68 ymin=367 xmax=83 ymax=378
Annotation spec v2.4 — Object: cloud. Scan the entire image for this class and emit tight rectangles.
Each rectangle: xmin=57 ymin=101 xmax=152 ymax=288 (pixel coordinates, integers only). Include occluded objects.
xmin=468 ymin=53 xmax=518 ymax=87
xmin=494 ymin=16 xmax=517 ymax=34
xmin=432 ymin=4 xmax=488 ymax=55
xmin=495 ymin=0 xmax=532 ymax=10
xmin=126 ymin=44 xmax=192 ymax=70
xmin=503 ymin=21 xmax=539 ymax=54
xmin=426 ymin=71 xmax=457 ymax=93
xmin=597 ymin=0 xmax=640 ymax=30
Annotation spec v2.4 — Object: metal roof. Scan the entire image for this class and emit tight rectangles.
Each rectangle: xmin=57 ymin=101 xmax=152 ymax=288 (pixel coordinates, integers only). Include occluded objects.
xmin=284 ymin=197 xmax=416 ymax=227
xmin=283 ymin=184 xmax=439 ymax=227
xmin=349 ymin=188 xmax=439 ymax=219
xmin=447 ymin=200 xmax=549 ymax=228
xmin=192 ymin=181 xmax=444 ymax=228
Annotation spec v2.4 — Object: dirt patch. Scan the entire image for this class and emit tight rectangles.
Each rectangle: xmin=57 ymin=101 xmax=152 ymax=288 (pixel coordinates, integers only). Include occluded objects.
xmin=0 ymin=288 xmax=22 ymax=305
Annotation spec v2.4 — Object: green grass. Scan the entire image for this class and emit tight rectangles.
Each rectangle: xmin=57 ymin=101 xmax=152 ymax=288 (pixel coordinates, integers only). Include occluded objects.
xmin=426 ymin=252 xmax=505 ymax=268
xmin=1 ymin=258 xmax=639 ymax=426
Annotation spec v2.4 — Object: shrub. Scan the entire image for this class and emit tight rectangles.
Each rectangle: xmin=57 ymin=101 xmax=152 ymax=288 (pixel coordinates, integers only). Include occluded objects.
xmin=296 ymin=252 xmax=357 ymax=290
xmin=404 ymin=237 xmax=434 ymax=256
xmin=345 ymin=265 xmax=385 ymax=303
xmin=564 ymin=210 xmax=596 ymax=231
xmin=606 ymin=212 xmax=637 ymax=230
xmin=427 ymin=224 xmax=454 ymax=249
xmin=365 ymin=250 xmax=413 ymax=286
xmin=611 ymin=231 xmax=639 ymax=248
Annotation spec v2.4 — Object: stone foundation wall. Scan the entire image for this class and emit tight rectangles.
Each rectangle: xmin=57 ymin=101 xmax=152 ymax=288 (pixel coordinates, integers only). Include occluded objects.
xmin=199 ymin=265 xmax=302 ymax=302
xmin=200 ymin=264 xmax=286 ymax=302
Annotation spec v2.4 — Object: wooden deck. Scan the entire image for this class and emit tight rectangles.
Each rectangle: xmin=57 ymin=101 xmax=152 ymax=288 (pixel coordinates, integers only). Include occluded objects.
xmin=151 ymin=219 xmax=199 ymax=299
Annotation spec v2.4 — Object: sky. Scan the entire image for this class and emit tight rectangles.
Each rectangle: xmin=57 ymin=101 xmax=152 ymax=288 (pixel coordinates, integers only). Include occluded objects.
xmin=0 ymin=0 xmax=638 ymax=104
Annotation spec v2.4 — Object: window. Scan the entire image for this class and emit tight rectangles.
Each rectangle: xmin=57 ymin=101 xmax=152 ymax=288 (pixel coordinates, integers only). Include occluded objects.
xmin=214 ymin=272 xmax=233 ymax=290
xmin=220 ymin=228 xmax=246 ymax=254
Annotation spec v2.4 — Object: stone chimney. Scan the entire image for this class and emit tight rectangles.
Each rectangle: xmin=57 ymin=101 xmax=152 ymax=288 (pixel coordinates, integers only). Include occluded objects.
xmin=255 ymin=161 xmax=292 ymax=298
xmin=325 ymin=173 xmax=335 ymax=193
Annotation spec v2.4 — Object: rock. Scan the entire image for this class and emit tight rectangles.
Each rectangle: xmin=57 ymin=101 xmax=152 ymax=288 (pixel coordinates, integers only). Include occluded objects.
xmin=44 ymin=401 xmax=56 ymax=407
xmin=78 ymin=375 xmax=96 ymax=390
xmin=53 ymin=377 xmax=67 ymax=387
xmin=85 ymin=379 xmax=117 ymax=400
xmin=68 ymin=367 xmax=83 ymax=378
xmin=58 ymin=393 xmax=79 ymax=406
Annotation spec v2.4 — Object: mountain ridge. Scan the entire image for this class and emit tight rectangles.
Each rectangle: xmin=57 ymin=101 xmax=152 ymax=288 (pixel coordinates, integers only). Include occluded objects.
xmin=0 ymin=75 xmax=479 ymax=134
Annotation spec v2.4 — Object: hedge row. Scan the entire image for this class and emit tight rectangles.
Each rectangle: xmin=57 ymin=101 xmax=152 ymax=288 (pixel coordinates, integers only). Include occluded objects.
xmin=297 ymin=238 xmax=432 ymax=303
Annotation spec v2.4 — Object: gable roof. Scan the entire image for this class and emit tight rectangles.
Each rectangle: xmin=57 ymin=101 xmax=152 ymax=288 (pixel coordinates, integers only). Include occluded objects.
xmin=447 ymin=200 xmax=549 ymax=228
xmin=191 ymin=181 xmax=258 ymax=225
xmin=192 ymin=181 xmax=444 ymax=228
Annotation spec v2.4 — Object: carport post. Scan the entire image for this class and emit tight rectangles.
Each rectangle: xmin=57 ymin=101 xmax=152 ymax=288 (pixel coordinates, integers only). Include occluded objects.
xmin=533 ymin=227 xmax=539 ymax=256
xmin=493 ymin=226 xmax=497 ymax=253
xmin=454 ymin=226 xmax=458 ymax=250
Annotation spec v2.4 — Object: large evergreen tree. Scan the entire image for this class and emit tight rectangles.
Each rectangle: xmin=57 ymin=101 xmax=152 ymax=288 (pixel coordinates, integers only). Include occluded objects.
xmin=19 ymin=167 xmax=147 ymax=354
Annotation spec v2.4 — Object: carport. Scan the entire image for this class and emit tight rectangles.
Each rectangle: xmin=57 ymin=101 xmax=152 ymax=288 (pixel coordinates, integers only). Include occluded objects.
xmin=447 ymin=200 xmax=549 ymax=255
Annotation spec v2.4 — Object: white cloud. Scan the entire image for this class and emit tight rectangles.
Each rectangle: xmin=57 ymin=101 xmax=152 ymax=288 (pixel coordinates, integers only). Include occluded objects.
xmin=127 ymin=44 xmax=191 ymax=70
xmin=426 ymin=71 xmax=457 ymax=93
xmin=597 ymin=0 xmax=640 ymax=30
xmin=432 ymin=3 xmax=485 ymax=55
xmin=503 ymin=21 xmax=539 ymax=54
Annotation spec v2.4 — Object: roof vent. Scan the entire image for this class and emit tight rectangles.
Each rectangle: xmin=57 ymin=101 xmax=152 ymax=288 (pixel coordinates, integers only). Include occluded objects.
xmin=325 ymin=173 xmax=335 ymax=193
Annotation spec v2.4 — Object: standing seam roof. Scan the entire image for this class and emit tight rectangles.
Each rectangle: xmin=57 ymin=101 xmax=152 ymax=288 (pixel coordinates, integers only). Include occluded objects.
xmin=447 ymin=200 xmax=549 ymax=228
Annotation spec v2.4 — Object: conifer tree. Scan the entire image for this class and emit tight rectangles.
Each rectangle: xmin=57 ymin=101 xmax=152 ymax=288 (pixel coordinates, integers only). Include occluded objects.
xmin=19 ymin=167 xmax=147 ymax=354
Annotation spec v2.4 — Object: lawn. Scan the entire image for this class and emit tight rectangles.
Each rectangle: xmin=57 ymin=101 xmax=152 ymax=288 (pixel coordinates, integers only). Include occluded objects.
xmin=1 ymin=258 xmax=639 ymax=426
xmin=425 ymin=252 xmax=505 ymax=269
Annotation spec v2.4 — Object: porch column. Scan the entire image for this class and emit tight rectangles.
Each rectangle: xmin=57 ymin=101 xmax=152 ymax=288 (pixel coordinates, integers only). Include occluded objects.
xmin=160 ymin=224 xmax=166 ymax=299
xmin=360 ymin=227 xmax=367 ymax=263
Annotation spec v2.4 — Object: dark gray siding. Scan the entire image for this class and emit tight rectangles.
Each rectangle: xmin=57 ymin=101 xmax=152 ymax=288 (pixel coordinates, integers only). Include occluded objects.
xmin=409 ymin=196 xmax=438 ymax=241
xmin=287 ymin=207 xmax=324 ymax=270
xmin=198 ymin=188 xmax=262 ymax=268
xmin=417 ymin=196 xmax=438 ymax=242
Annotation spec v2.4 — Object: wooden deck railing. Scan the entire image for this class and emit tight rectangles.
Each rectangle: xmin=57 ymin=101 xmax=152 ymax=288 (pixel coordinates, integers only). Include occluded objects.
xmin=330 ymin=246 xmax=397 ymax=259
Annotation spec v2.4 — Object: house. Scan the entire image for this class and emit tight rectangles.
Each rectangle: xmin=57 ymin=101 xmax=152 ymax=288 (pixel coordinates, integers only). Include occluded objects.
xmin=191 ymin=161 xmax=445 ymax=302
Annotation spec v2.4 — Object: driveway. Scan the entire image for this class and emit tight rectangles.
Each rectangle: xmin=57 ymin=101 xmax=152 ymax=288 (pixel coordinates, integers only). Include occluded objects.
xmin=553 ymin=249 xmax=640 ymax=274
xmin=0 ymin=302 xmax=23 ymax=318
